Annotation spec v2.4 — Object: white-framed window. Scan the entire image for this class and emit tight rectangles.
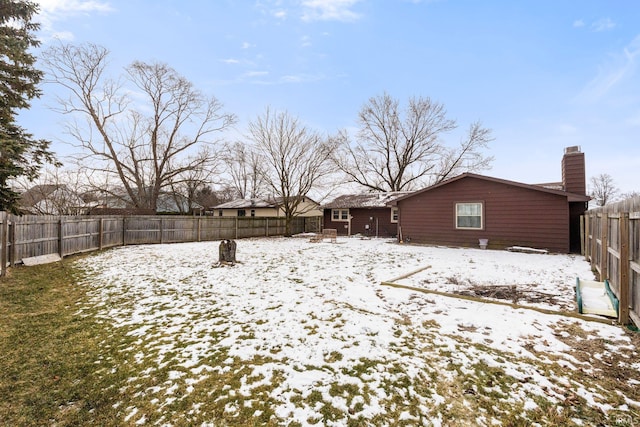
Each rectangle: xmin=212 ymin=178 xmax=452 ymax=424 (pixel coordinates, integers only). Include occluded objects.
xmin=455 ymin=202 xmax=483 ymax=229
xmin=332 ymin=209 xmax=349 ymax=222
xmin=250 ymin=209 xmax=256 ymax=217
xmin=391 ymin=207 xmax=399 ymax=223
xmin=237 ymin=209 xmax=246 ymax=217
xmin=218 ymin=209 xmax=223 ymax=217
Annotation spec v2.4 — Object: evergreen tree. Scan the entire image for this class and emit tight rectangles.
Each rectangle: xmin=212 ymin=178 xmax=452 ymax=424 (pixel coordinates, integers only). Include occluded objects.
xmin=0 ymin=0 xmax=58 ymax=214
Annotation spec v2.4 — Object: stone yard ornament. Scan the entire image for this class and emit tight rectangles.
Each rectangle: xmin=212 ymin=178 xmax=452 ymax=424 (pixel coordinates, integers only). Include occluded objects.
xmin=214 ymin=239 xmax=237 ymax=267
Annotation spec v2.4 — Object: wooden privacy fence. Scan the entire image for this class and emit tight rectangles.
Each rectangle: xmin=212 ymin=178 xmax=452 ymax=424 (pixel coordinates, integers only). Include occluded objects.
xmin=0 ymin=213 xmax=320 ymax=276
xmin=583 ymin=196 xmax=640 ymax=326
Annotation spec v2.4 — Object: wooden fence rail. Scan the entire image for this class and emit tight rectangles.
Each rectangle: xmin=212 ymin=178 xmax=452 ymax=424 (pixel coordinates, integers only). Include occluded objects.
xmin=583 ymin=196 xmax=640 ymax=326
xmin=0 ymin=213 xmax=320 ymax=276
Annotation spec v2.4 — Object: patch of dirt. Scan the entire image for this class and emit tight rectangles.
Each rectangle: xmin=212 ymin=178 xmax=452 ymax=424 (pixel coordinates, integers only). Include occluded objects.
xmin=454 ymin=284 xmax=561 ymax=305
xmin=551 ymin=321 xmax=640 ymax=410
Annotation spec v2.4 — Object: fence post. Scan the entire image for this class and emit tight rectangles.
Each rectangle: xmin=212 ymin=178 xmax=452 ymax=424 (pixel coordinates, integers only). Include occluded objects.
xmin=591 ymin=214 xmax=598 ymax=271
xmin=580 ymin=215 xmax=585 ymax=256
xmin=160 ymin=217 xmax=164 ymax=244
xmin=99 ymin=218 xmax=104 ymax=250
xmin=9 ymin=217 xmax=15 ymax=266
xmin=1 ymin=212 xmax=7 ymax=277
xmin=600 ymin=213 xmax=608 ymax=280
xmin=58 ymin=218 xmax=64 ymax=258
xmin=266 ymin=218 xmax=269 ymax=237
xmin=619 ymin=212 xmax=630 ymax=324
xmin=583 ymin=214 xmax=590 ymax=261
xmin=235 ymin=217 xmax=238 ymax=239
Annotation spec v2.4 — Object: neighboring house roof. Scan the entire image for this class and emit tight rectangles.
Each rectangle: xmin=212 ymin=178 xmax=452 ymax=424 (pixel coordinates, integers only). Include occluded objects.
xmin=271 ymin=195 xmax=319 ymax=205
xmin=322 ymin=192 xmax=411 ymax=209
xmin=93 ymin=189 xmax=203 ymax=213
xmin=213 ymin=196 xmax=319 ymax=210
xmin=213 ymin=198 xmax=275 ymax=209
xmin=156 ymin=193 xmax=204 ymax=213
xmin=19 ymin=184 xmax=91 ymax=214
xmin=390 ymin=173 xmax=591 ymax=204
xmin=19 ymin=184 xmax=62 ymax=207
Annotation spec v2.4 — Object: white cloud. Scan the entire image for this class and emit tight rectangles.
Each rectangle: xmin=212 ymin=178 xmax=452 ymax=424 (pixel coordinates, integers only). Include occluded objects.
xmin=573 ymin=17 xmax=616 ymax=33
xmin=273 ymin=9 xmax=287 ymax=19
xmin=241 ymin=42 xmax=253 ymax=49
xmin=578 ymin=35 xmax=640 ymax=102
xmin=301 ymin=0 xmax=362 ymax=22
xmin=244 ymin=71 xmax=269 ymax=77
xmin=279 ymin=73 xmax=324 ymax=83
xmin=36 ymin=0 xmax=113 ymax=14
xmin=591 ymin=17 xmax=616 ymax=32
xmin=33 ymin=0 xmax=114 ymax=40
xmin=221 ymin=58 xmax=241 ymax=64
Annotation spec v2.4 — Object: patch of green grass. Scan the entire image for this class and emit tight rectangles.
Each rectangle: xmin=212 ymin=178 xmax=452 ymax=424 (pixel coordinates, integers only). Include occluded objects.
xmin=0 ymin=258 xmax=139 ymax=425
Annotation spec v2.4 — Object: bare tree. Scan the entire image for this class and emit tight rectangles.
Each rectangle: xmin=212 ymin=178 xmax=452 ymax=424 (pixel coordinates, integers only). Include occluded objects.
xmin=620 ymin=191 xmax=640 ymax=200
xmin=193 ymin=185 xmax=235 ymax=210
xmin=42 ymin=43 xmax=235 ymax=211
xmin=590 ymin=173 xmax=619 ymax=206
xmin=332 ymin=92 xmax=494 ymax=192
xmin=165 ymin=146 xmax=222 ymax=214
xmin=221 ymin=141 xmax=267 ymax=199
xmin=248 ymin=108 xmax=335 ymax=236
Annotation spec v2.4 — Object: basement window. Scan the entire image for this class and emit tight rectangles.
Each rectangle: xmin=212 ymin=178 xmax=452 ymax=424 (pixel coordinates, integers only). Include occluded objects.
xmin=455 ymin=202 xmax=483 ymax=229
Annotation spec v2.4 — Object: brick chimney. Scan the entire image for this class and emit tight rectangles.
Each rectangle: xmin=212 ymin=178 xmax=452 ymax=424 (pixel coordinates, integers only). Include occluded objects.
xmin=562 ymin=146 xmax=586 ymax=195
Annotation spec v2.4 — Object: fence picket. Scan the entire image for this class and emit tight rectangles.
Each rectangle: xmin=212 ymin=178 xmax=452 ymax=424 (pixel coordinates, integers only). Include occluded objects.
xmin=584 ymin=196 xmax=640 ymax=325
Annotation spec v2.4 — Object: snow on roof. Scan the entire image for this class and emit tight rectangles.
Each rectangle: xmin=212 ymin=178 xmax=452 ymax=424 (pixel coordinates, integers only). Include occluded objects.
xmin=213 ymin=198 xmax=275 ymax=209
xmin=322 ymin=192 xmax=411 ymax=209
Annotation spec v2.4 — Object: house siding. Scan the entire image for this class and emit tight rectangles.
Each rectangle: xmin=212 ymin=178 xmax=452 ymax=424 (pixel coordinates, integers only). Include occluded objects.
xmin=397 ymin=177 xmax=571 ymax=252
xmin=218 ymin=207 xmax=279 ymax=217
xmin=323 ymin=207 xmax=398 ymax=237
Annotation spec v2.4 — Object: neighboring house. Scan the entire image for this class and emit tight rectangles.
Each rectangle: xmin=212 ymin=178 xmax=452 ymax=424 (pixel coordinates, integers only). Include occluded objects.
xmin=212 ymin=196 xmax=322 ymax=218
xmin=87 ymin=190 xmax=203 ymax=215
xmin=271 ymin=196 xmax=323 ymax=217
xmin=321 ymin=192 xmax=410 ymax=237
xmin=391 ymin=146 xmax=590 ymax=253
xmin=156 ymin=193 xmax=204 ymax=215
xmin=19 ymin=184 xmax=91 ymax=215
xmin=213 ymin=198 xmax=279 ymax=217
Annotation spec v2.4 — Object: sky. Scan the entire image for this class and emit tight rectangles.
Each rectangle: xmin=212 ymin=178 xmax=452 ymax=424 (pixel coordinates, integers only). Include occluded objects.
xmin=18 ymin=0 xmax=640 ymax=194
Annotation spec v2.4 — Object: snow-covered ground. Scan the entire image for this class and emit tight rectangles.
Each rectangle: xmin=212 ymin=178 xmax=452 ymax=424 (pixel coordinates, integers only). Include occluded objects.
xmin=77 ymin=237 xmax=640 ymax=426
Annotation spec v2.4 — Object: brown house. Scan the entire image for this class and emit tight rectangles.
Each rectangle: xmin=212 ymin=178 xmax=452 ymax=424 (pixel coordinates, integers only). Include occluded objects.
xmin=392 ymin=147 xmax=590 ymax=253
xmin=321 ymin=192 xmax=409 ymax=237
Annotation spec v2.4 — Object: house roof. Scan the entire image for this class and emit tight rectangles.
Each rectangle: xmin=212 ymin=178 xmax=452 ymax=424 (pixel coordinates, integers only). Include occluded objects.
xmin=213 ymin=198 xmax=276 ymax=209
xmin=19 ymin=184 xmax=62 ymax=207
xmin=389 ymin=173 xmax=591 ymax=204
xmin=271 ymin=195 xmax=318 ymax=205
xmin=322 ymin=192 xmax=411 ymax=209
